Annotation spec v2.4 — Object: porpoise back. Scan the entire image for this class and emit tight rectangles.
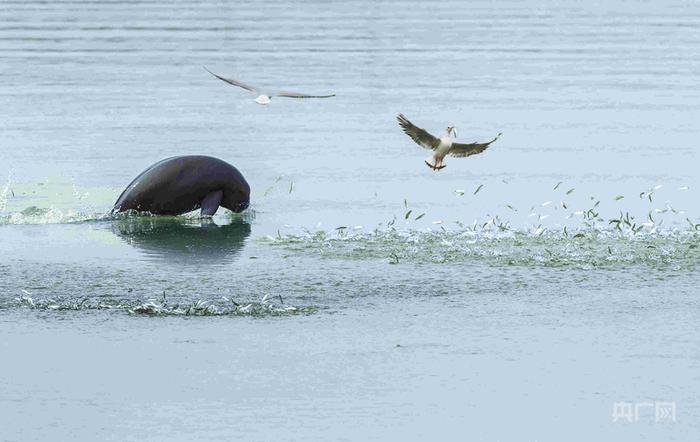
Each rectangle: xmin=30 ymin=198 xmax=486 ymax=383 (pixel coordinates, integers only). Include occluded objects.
xmin=113 ymin=156 xmax=250 ymax=216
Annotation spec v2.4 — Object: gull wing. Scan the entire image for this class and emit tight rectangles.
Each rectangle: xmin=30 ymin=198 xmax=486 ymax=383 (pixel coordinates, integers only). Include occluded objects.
xmin=275 ymin=91 xmax=336 ymax=99
xmin=396 ymin=114 xmax=441 ymax=151
xmin=203 ymin=67 xmax=258 ymax=93
xmin=449 ymin=133 xmax=502 ymax=158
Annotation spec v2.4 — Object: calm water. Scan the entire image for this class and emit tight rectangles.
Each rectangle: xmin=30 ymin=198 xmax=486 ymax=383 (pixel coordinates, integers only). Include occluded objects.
xmin=1 ymin=1 xmax=700 ymax=440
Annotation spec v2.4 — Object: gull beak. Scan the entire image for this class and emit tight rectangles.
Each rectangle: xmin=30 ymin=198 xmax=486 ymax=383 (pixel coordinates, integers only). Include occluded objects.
xmin=452 ymin=127 xmax=457 ymax=138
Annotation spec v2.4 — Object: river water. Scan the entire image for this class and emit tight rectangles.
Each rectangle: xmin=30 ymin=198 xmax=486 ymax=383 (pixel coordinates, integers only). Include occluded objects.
xmin=1 ymin=1 xmax=699 ymax=440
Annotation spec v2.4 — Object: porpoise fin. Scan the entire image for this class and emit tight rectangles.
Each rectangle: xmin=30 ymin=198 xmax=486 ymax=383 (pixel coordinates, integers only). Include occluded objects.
xmin=200 ymin=190 xmax=223 ymax=217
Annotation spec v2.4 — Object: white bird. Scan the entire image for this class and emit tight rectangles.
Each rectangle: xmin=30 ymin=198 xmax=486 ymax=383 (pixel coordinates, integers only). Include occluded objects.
xmin=397 ymin=114 xmax=501 ymax=171
xmin=204 ymin=67 xmax=336 ymax=105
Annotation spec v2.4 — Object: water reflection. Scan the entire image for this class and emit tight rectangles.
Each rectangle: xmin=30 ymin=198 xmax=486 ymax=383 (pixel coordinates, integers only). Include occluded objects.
xmin=111 ymin=217 xmax=251 ymax=264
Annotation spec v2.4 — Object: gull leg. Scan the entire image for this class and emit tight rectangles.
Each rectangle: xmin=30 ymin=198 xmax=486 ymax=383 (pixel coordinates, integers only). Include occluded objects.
xmin=425 ymin=155 xmax=441 ymax=171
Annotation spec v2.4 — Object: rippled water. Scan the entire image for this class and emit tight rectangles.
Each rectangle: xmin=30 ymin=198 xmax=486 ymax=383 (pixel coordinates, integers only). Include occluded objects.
xmin=1 ymin=1 xmax=700 ymax=441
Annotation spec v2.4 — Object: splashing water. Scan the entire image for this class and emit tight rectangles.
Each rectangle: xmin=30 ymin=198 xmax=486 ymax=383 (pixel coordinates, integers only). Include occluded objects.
xmin=8 ymin=295 xmax=317 ymax=318
xmin=0 ymin=175 xmax=112 ymax=225
xmin=0 ymin=171 xmax=14 ymax=213
xmin=263 ymin=224 xmax=700 ymax=270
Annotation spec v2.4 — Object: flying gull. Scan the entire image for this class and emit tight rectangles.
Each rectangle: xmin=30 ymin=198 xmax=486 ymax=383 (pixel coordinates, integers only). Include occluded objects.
xmin=204 ymin=67 xmax=336 ymax=105
xmin=397 ymin=114 xmax=501 ymax=171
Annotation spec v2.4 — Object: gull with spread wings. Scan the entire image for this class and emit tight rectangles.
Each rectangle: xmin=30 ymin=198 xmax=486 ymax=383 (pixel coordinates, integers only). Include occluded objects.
xmin=204 ymin=67 xmax=336 ymax=105
xmin=397 ymin=114 xmax=501 ymax=171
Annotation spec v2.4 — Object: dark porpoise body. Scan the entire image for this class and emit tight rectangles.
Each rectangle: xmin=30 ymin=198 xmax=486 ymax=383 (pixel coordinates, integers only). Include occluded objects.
xmin=113 ymin=156 xmax=250 ymax=216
